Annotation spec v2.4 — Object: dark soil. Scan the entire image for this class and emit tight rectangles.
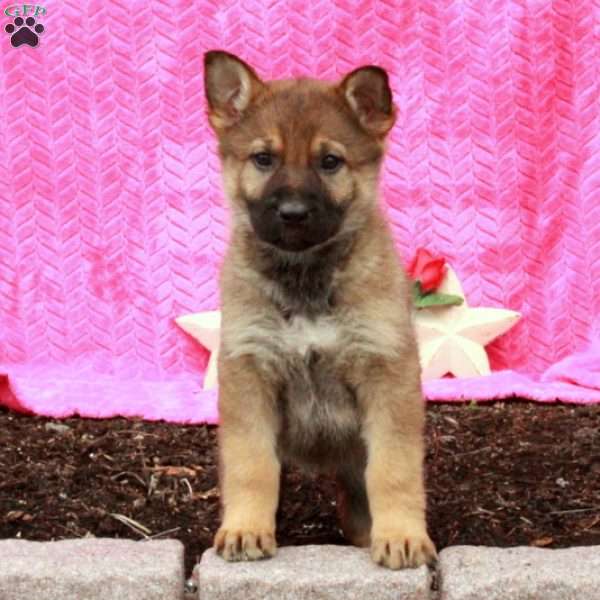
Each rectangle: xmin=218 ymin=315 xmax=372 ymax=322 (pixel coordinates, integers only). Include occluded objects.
xmin=1 ymin=402 xmax=599 ymax=578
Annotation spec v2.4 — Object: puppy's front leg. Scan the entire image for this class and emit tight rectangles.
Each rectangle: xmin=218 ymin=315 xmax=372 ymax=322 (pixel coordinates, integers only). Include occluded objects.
xmin=214 ymin=355 xmax=280 ymax=561
xmin=357 ymin=356 xmax=437 ymax=570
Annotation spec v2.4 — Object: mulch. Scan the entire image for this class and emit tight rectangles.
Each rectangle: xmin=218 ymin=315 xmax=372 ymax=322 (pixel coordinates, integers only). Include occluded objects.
xmin=1 ymin=401 xmax=599 ymax=577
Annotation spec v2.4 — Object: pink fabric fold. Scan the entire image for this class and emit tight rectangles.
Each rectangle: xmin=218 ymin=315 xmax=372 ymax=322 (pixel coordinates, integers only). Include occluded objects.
xmin=424 ymin=370 xmax=600 ymax=405
xmin=0 ymin=364 xmax=219 ymax=425
xmin=541 ymin=341 xmax=600 ymax=391
xmin=1 ymin=0 xmax=600 ymax=423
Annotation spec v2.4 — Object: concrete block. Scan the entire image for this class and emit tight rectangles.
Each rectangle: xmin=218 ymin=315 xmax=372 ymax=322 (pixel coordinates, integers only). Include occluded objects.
xmin=0 ymin=538 xmax=184 ymax=600
xmin=198 ymin=544 xmax=430 ymax=600
xmin=439 ymin=545 xmax=600 ymax=600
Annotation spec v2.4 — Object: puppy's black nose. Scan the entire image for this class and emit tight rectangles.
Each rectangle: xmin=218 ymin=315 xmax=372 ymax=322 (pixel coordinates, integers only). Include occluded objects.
xmin=277 ymin=199 xmax=311 ymax=224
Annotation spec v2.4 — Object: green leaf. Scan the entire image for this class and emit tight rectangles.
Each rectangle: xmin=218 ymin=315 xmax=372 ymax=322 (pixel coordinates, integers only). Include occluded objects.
xmin=414 ymin=292 xmax=464 ymax=309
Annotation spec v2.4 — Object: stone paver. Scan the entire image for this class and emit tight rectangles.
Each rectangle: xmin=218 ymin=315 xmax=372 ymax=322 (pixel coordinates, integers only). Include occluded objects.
xmin=439 ymin=545 xmax=600 ymax=600
xmin=3 ymin=538 xmax=599 ymax=599
xmin=198 ymin=544 xmax=430 ymax=600
xmin=0 ymin=538 xmax=184 ymax=600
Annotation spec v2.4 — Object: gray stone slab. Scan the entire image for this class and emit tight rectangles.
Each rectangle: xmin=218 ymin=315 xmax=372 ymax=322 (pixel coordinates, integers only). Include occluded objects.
xmin=198 ymin=544 xmax=431 ymax=600
xmin=439 ymin=545 xmax=600 ymax=600
xmin=0 ymin=538 xmax=184 ymax=600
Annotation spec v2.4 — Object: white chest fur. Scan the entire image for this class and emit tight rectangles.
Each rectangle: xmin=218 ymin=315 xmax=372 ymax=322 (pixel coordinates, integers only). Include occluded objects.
xmin=284 ymin=315 xmax=340 ymax=356
xmin=224 ymin=312 xmax=341 ymax=364
xmin=224 ymin=309 xmax=400 ymax=366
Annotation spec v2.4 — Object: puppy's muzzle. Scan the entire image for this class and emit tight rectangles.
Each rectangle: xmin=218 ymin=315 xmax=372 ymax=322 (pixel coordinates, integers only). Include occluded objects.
xmin=247 ymin=184 xmax=344 ymax=252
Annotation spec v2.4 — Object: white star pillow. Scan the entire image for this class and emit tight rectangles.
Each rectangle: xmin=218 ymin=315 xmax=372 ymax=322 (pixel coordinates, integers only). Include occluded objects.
xmin=414 ymin=267 xmax=521 ymax=380
xmin=175 ymin=310 xmax=221 ymax=390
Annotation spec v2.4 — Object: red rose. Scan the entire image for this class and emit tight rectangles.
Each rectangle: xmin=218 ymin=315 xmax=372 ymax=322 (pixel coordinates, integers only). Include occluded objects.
xmin=407 ymin=248 xmax=446 ymax=293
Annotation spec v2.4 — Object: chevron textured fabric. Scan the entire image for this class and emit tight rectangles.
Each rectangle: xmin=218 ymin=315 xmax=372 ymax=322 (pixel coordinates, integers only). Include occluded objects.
xmin=1 ymin=0 xmax=600 ymax=424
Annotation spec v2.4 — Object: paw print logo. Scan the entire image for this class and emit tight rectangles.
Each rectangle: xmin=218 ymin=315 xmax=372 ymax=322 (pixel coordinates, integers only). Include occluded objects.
xmin=4 ymin=16 xmax=44 ymax=48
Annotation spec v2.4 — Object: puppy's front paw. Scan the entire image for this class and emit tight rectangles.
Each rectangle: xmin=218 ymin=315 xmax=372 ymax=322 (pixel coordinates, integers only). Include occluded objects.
xmin=214 ymin=528 xmax=277 ymax=562
xmin=371 ymin=526 xmax=436 ymax=570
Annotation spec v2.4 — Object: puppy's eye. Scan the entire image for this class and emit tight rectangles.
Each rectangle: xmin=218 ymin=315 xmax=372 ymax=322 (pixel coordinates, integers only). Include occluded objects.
xmin=252 ymin=152 xmax=275 ymax=170
xmin=320 ymin=154 xmax=344 ymax=173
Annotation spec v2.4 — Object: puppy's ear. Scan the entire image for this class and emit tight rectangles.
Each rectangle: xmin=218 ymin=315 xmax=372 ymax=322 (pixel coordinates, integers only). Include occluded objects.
xmin=204 ymin=51 xmax=264 ymax=130
xmin=339 ymin=66 xmax=396 ymax=137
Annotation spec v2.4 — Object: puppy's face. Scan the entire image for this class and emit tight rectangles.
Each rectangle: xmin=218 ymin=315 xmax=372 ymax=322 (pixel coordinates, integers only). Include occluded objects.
xmin=204 ymin=51 xmax=396 ymax=252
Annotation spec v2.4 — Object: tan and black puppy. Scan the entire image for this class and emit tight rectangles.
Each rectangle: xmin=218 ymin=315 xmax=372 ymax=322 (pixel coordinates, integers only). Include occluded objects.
xmin=203 ymin=50 xmax=436 ymax=570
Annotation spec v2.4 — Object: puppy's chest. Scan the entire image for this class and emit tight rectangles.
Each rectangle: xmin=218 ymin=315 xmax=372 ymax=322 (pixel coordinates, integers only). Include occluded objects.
xmin=276 ymin=315 xmax=361 ymax=466
xmin=283 ymin=314 xmax=340 ymax=358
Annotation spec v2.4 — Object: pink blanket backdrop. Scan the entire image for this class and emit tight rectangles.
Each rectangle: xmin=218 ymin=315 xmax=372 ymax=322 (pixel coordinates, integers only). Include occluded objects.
xmin=1 ymin=0 xmax=600 ymax=424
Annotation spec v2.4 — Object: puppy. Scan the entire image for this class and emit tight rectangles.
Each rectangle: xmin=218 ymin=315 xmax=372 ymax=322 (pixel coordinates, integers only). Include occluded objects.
xmin=203 ymin=50 xmax=436 ymax=570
